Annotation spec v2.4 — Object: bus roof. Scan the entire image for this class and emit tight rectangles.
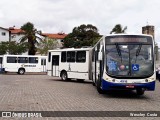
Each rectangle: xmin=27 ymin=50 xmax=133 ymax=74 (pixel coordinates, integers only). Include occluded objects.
xmin=48 ymin=47 xmax=92 ymax=52
xmin=3 ymin=55 xmax=47 ymax=58
xmin=105 ymin=34 xmax=153 ymax=38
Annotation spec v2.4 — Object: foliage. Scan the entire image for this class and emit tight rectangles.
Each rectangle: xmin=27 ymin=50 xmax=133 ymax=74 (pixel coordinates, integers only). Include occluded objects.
xmin=0 ymin=41 xmax=28 ymax=55
xmin=110 ymin=24 xmax=127 ymax=34
xmin=63 ymin=24 xmax=101 ymax=48
xmin=20 ymin=22 xmax=42 ymax=55
xmin=37 ymin=38 xmax=58 ymax=55
xmin=0 ymin=42 xmax=8 ymax=55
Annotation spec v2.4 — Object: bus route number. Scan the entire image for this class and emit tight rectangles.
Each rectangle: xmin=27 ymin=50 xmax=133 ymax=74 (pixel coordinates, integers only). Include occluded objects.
xmin=120 ymin=80 xmax=127 ymax=83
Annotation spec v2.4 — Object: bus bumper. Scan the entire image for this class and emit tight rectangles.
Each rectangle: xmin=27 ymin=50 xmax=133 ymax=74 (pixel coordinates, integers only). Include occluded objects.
xmin=101 ymin=79 xmax=155 ymax=91
xmin=0 ymin=68 xmax=5 ymax=73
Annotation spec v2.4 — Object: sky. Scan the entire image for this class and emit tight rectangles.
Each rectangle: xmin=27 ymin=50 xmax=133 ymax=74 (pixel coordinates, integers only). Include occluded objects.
xmin=1 ymin=0 xmax=160 ymax=43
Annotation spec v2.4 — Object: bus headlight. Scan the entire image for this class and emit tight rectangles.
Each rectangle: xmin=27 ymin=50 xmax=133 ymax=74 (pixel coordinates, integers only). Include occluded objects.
xmin=145 ymin=79 xmax=148 ymax=82
xmin=112 ymin=79 xmax=115 ymax=82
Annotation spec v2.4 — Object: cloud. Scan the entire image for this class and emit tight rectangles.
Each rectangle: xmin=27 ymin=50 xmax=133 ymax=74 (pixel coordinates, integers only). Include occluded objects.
xmin=0 ymin=0 xmax=160 ymax=41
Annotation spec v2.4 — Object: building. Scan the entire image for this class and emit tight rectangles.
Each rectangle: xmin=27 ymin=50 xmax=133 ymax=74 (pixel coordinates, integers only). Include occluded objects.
xmin=142 ymin=25 xmax=154 ymax=39
xmin=9 ymin=27 xmax=25 ymax=42
xmin=42 ymin=33 xmax=67 ymax=48
xmin=0 ymin=27 xmax=10 ymax=42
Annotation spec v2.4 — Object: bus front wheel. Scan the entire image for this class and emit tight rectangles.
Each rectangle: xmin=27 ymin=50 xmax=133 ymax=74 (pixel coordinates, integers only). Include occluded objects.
xmin=136 ymin=88 xmax=145 ymax=95
xmin=96 ymin=77 xmax=104 ymax=94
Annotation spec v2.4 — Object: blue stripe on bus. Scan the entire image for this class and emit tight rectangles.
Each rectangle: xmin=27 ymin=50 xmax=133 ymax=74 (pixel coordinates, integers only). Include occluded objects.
xmin=101 ymin=79 xmax=155 ymax=91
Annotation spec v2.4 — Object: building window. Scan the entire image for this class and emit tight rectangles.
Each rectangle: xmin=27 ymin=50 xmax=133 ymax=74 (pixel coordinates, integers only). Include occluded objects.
xmin=1 ymin=32 xmax=6 ymax=36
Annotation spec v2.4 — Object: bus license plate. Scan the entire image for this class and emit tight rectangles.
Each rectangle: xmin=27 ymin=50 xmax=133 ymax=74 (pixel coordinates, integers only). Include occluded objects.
xmin=126 ymin=85 xmax=134 ymax=88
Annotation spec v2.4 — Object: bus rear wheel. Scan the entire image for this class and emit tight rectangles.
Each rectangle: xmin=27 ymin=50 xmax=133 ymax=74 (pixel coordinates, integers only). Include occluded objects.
xmin=136 ymin=88 xmax=145 ymax=95
xmin=18 ymin=68 xmax=25 ymax=75
xmin=61 ymin=71 xmax=68 ymax=81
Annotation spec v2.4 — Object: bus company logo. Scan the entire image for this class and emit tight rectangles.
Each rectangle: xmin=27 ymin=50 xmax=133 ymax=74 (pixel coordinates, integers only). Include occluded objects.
xmin=68 ymin=63 xmax=71 ymax=71
xmin=2 ymin=112 xmax=11 ymax=117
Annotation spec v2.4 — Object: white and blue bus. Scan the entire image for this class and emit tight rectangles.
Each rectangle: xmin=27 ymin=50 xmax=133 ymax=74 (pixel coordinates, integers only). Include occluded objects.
xmin=48 ymin=34 xmax=156 ymax=95
xmin=92 ymin=34 xmax=156 ymax=95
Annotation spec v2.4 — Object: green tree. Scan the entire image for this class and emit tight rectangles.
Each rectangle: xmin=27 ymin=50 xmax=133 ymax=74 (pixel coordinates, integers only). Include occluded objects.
xmin=37 ymin=38 xmax=58 ymax=55
xmin=8 ymin=41 xmax=28 ymax=55
xmin=0 ymin=41 xmax=28 ymax=55
xmin=64 ymin=24 xmax=101 ymax=48
xmin=0 ymin=42 xmax=8 ymax=55
xmin=20 ymin=22 xmax=42 ymax=55
xmin=110 ymin=24 xmax=127 ymax=34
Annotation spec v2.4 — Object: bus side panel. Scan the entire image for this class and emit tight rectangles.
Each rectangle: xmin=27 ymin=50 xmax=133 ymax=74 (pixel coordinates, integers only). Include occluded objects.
xmin=66 ymin=51 xmax=90 ymax=80
xmin=3 ymin=56 xmax=18 ymax=72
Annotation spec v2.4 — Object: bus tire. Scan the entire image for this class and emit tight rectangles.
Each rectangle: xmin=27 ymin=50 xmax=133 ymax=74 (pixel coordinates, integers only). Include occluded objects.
xmin=61 ymin=71 xmax=68 ymax=81
xmin=136 ymin=88 xmax=145 ymax=95
xmin=77 ymin=79 xmax=84 ymax=82
xmin=96 ymin=77 xmax=104 ymax=94
xmin=92 ymin=82 xmax=95 ymax=86
xmin=18 ymin=68 xmax=25 ymax=75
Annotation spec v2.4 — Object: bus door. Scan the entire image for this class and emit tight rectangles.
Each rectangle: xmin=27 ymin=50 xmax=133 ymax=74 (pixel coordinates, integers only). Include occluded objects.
xmin=41 ymin=58 xmax=46 ymax=72
xmin=0 ymin=57 xmax=3 ymax=72
xmin=52 ymin=55 xmax=59 ymax=76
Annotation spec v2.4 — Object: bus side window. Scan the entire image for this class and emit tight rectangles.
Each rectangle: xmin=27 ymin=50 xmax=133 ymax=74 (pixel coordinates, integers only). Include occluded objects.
xmin=67 ymin=51 xmax=75 ymax=62
xmin=76 ymin=51 xmax=86 ymax=62
xmin=48 ymin=52 xmax=51 ymax=62
xmin=0 ymin=57 xmax=2 ymax=64
xmin=29 ymin=57 xmax=38 ymax=64
xmin=92 ymin=49 xmax=95 ymax=62
xmin=61 ymin=51 xmax=66 ymax=62
xmin=18 ymin=57 xmax=28 ymax=63
xmin=41 ymin=59 xmax=46 ymax=65
xmin=7 ymin=57 xmax=17 ymax=63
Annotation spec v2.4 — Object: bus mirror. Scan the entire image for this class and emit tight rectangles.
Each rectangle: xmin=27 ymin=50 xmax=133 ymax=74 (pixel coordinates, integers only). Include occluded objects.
xmin=98 ymin=52 xmax=102 ymax=61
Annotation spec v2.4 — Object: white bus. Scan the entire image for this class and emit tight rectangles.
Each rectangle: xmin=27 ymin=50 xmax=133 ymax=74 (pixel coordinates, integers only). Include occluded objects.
xmin=47 ymin=48 xmax=92 ymax=81
xmin=48 ymin=34 xmax=156 ymax=95
xmin=2 ymin=55 xmax=47 ymax=74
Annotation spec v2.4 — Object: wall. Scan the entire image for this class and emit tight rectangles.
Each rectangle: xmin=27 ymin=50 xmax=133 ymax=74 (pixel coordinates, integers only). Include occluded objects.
xmin=0 ymin=28 xmax=10 ymax=42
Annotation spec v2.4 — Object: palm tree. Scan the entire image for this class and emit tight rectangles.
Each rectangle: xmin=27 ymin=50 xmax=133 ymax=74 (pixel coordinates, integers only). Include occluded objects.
xmin=110 ymin=24 xmax=127 ymax=34
xmin=20 ymin=22 xmax=42 ymax=55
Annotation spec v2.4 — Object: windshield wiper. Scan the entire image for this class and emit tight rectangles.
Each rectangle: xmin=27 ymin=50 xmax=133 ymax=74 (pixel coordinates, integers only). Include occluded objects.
xmin=115 ymin=43 xmax=122 ymax=63
xmin=135 ymin=44 xmax=142 ymax=63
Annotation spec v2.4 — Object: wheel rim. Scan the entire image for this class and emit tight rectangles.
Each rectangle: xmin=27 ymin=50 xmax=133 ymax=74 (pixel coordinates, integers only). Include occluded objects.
xmin=20 ymin=70 xmax=24 ymax=74
xmin=62 ymin=73 xmax=66 ymax=80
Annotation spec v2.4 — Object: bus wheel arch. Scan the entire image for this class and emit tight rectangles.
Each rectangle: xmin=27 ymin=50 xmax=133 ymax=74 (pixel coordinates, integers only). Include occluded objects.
xmin=96 ymin=75 xmax=105 ymax=94
xmin=136 ymin=88 xmax=145 ymax=95
xmin=18 ymin=68 xmax=25 ymax=75
xmin=60 ymin=70 xmax=68 ymax=81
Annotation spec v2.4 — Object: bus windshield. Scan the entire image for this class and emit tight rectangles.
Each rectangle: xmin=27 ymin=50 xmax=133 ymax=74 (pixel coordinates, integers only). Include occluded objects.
xmin=105 ymin=36 xmax=154 ymax=78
